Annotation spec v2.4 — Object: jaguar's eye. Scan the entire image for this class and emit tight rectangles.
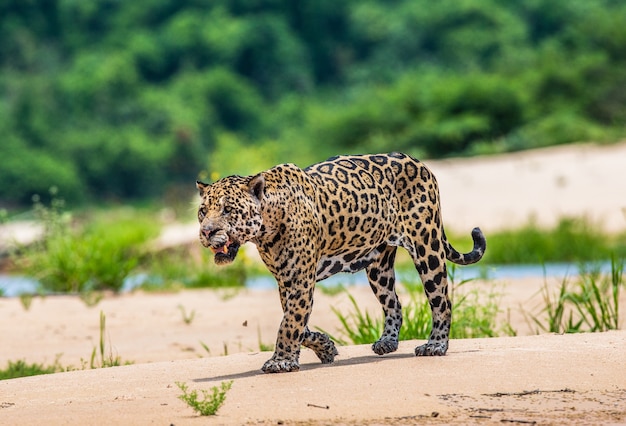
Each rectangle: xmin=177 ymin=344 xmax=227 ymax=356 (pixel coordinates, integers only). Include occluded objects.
xmin=222 ymin=205 xmax=232 ymax=215
xmin=198 ymin=207 xmax=207 ymax=220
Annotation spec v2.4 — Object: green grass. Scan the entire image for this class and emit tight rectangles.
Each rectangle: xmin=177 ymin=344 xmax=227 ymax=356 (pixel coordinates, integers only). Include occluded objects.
xmin=0 ymin=358 xmax=64 ymax=380
xmin=316 ymin=282 xmax=347 ymax=296
xmin=1 ymin=310 xmax=129 ymax=380
xmin=138 ymin=247 xmax=248 ymax=291
xmin=324 ymin=256 xmax=623 ymax=346
xmin=89 ymin=310 xmax=130 ymax=368
xmin=178 ymin=304 xmax=196 ymax=325
xmin=477 ymin=217 xmax=626 ymax=264
xmin=176 ymin=381 xmax=233 ymax=416
xmin=13 ymin=193 xmax=157 ymax=295
xmin=526 ymin=256 xmax=624 ymax=334
xmin=9 ymin=191 xmax=250 ymax=300
xmin=390 ymin=216 xmax=625 ymax=269
xmin=319 ymin=266 xmax=515 ymax=346
xmin=450 ymin=283 xmax=517 ymax=339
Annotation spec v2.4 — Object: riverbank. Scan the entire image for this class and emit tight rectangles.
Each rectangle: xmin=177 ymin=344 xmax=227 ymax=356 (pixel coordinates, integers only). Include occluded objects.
xmin=1 ymin=291 xmax=624 ymax=425
xmin=1 ymin=142 xmax=626 ymax=424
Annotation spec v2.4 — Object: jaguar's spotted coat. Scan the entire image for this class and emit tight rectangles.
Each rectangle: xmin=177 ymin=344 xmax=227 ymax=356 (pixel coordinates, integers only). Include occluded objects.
xmin=196 ymin=153 xmax=486 ymax=373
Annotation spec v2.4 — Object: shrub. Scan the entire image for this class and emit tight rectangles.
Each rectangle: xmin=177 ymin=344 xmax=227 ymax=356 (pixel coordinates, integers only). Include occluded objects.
xmin=15 ymin=193 xmax=157 ymax=294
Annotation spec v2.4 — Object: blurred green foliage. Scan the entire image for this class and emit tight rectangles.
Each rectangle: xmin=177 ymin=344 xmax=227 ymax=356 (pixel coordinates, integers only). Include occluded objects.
xmin=476 ymin=218 xmax=626 ymax=264
xmin=139 ymin=245 xmax=250 ymax=291
xmin=11 ymin=191 xmax=250 ymax=294
xmin=17 ymin=192 xmax=158 ymax=293
xmin=1 ymin=0 xmax=625 ymax=205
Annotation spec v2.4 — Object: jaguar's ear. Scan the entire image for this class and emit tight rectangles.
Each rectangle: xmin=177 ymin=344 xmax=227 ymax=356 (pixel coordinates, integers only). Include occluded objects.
xmin=196 ymin=180 xmax=209 ymax=196
xmin=248 ymin=173 xmax=265 ymax=201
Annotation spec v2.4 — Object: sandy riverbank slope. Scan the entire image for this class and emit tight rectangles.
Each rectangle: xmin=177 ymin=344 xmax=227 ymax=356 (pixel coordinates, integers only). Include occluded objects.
xmin=1 ymin=329 xmax=625 ymax=425
xmin=428 ymin=141 xmax=626 ymax=233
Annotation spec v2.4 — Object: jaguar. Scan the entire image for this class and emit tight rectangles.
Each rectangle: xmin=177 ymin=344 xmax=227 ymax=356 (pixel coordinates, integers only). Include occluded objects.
xmin=196 ymin=152 xmax=486 ymax=373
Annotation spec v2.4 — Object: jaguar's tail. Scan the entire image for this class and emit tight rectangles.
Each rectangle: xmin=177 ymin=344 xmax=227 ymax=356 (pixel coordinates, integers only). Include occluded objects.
xmin=444 ymin=227 xmax=486 ymax=265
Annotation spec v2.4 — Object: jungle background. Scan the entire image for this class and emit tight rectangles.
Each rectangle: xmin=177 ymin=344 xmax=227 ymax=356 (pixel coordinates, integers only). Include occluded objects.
xmin=2 ymin=0 xmax=626 ymax=207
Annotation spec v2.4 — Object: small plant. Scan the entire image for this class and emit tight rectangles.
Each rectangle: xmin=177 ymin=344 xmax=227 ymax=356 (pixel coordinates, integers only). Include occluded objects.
xmin=449 ymin=267 xmax=516 ymax=338
xmin=526 ymin=257 xmax=623 ymax=334
xmin=176 ymin=380 xmax=233 ymax=416
xmin=569 ymin=257 xmax=622 ymax=332
xmin=257 ymin=326 xmax=275 ymax=352
xmin=19 ymin=293 xmax=35 ymax=310
xmin=89 ymin=311 xmax=129 ymax=368
xmin=178 ymin=304 xmax=196 ymax=325
xmin=80 ymin=291 xmax=104 ymax=307
xmin=323 ymin=292 xmax=383 ymax=345
xmin=525 ymin=276 xmax=581 ymax=334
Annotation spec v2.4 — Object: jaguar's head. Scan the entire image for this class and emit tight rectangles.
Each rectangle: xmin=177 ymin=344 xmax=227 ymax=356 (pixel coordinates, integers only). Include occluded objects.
xmin=196 ymin=174 xmax=264 ymax=265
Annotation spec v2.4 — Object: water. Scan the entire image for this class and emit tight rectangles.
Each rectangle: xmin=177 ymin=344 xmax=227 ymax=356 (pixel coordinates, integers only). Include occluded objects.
xmin=0 ymin=261 xmax=614 ymax=297
xmin=445 ymin=260 xmax=614 ymax=281
xmin=0 ymin=273 xmax=156 ymax=297
xmin=246 ymin=260 xmax=615 ymax=290
xmin=0 ymin=275 xmax=40 ymax=297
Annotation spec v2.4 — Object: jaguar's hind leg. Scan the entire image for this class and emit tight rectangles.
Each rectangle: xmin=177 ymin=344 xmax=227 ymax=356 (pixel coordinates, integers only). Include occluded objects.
xmin=366 ymin=245 xmax=403 ymax=355
xmin=411 ymin=237 xmax=451 ymax=356
xmin=302 ymin=327 xmax=338 ymax=364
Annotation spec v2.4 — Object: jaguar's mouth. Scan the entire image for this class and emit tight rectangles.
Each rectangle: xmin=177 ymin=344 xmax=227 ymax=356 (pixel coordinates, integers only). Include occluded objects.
xmin=209 ymin=243 xmax=229 ymax=255
xmin=210 ymin=240 xmax=240 ymax=265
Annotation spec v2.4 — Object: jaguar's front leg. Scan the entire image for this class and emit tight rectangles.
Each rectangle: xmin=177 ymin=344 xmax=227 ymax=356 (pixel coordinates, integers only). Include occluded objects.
xmin=262 ymin=284 xmax=314 ymax=373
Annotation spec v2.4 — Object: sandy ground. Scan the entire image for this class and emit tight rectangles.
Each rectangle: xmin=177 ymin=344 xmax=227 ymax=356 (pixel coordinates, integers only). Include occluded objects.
xmin=1 ymin=142 xmax=626 ymax=425
xmin=1 ymin=284 xmax=625 ymax=425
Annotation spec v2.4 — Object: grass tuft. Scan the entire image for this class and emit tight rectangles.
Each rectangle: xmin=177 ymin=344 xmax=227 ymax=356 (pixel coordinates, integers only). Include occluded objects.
xmin=178 ymin=304 xmax=196 ymax=325
xmin=89 ymin=310 xmax=130 ymax=368
xmin=525 ymin=256 xmax=623 ymax=334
